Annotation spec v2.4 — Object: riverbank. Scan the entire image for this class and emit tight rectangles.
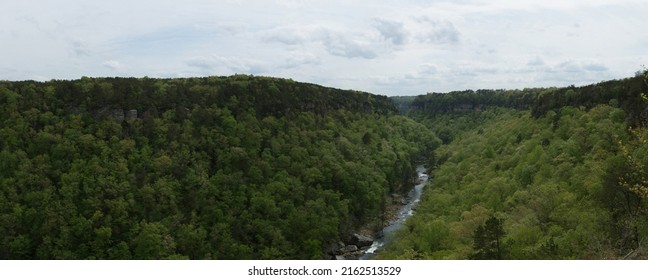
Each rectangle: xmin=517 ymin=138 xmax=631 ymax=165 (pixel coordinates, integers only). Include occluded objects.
xmin=326 ymin=165 xmax=429 ymax=260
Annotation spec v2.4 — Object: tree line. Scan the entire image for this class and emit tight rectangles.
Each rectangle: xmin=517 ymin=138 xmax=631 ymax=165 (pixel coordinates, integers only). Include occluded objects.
xmin=406 ymin=73 xmax=648 ymax=127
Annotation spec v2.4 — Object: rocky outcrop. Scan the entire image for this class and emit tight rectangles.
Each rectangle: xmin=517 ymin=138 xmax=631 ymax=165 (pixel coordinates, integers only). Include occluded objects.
xmin=327 ymin=233 xmax=374 ymax=260
xmin=347 ymin=233 xmax=374 ymax=248
xmin=344 ymin=245 xmax=358 ymax=252
xmin=391 ymin=194 xmax=407 ymax=205
xmin=93 ymin=106 xmax=140 ymax=122
xmin=126 ymin=109 xmax=138 ymax=120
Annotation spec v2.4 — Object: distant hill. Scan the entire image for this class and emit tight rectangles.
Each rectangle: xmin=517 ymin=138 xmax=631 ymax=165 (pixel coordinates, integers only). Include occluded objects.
xmin=400 ymin=74 xmax=647 ymax=127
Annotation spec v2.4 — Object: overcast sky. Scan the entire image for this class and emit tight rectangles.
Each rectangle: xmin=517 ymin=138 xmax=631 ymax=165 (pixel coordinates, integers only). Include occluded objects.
xmin=2 ymin=0 xmax=647 ymax=95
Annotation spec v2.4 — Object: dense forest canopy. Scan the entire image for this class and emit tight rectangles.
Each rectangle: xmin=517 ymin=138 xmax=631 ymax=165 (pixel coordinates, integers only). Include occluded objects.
xmin=0 ymin=75 xmax=439 ymax=259
xmin=379 ymin=70 xmax=648 ymax=259
xmin=2 ymin=70 xmax=648 ymax=260
xmin=406 ymin=74 xmax=647 ymax=127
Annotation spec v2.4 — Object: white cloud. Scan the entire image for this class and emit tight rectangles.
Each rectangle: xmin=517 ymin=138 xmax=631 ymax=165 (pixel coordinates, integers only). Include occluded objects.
xmin=374 ymin=19 xmax=408 ymax=45
xmin=527 ymin=56 xmax=545 ymax=66
xmin=322 ymin=32 xmax=378 ymax=59
xmin=263 ymin=27 xmax=310 ymax=45
xmin=583 ymin=62 xmax=608 ymax=72
xmin=102 ymin=60 xmax=122 ymax=71
xmin=70 ymin=39 xmax=90 ymax=58
xmin=187 ymin=55 xmax=267 ymax=75
xmin=282 ymin=52 xmax=321 ymax=69
xmin=552 ymin=60 xmax=609 ymax=73
xmin=264 ymin=25 xmax=383 ymax=59
xmin=1 ymin=0 xmax=646 ymax=94
xmin=415 ymin=17 xmax=461 ymax=45
xmin=262 ymin=25 xmax=325 ymax=46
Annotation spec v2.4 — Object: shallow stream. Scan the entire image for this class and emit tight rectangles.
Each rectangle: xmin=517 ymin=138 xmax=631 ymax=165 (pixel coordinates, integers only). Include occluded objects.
xmin=360 ymin=165 xmax=428 ymax=260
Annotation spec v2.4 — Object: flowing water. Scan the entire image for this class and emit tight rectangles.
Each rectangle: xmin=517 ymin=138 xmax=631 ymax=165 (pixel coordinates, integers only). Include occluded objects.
xmin=360 ymin=165 xmax=428 ymax=260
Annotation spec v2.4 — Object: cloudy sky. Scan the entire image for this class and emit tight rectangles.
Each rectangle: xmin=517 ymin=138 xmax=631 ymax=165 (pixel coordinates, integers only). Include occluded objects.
xmin=2 ymin=0 xmax=647 ymax=95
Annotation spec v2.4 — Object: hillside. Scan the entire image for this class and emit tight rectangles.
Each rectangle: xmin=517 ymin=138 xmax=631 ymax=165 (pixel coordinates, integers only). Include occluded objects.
xmin=405 ymin=74 xmax=647 ymax=125
xmin=378 ymin=72 xmax=648 ymax=259
xmin=0 ymin=75 xmax=439 ymax=259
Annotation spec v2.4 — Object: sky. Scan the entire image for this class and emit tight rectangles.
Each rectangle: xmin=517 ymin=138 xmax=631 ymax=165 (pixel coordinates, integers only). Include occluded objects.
xmin=2 ymin=0 xmax=647 ymax=96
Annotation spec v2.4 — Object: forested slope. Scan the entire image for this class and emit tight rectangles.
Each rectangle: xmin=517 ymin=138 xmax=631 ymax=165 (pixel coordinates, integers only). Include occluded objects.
xmin=408 ymin=74 xmax=648 ymax=126
xmin=380 ymin=72 xmax=648 ymax=259
xmin=0 ymin=75 xmax=439 ymax=259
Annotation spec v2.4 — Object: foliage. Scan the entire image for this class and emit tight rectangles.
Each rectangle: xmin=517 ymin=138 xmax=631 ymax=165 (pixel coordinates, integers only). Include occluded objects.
xmin=407 ymin=74 xmax=648 ymax=126
xmin=390 ymin=96 xmax=416 ymax=115
xmin=469 ymin=216 xmax=506 ymax=260
xmin=0 ymin=76 xmax=439 ymax=259
xmin=379 ymin=104 xmax=648 ymax=259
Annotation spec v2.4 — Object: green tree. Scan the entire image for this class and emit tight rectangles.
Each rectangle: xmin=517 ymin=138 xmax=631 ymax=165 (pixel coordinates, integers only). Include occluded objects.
xmin=131 ymin=222 xmax=177 ymax=259
xmin=470 ymin=216 xmax=506 ymax=259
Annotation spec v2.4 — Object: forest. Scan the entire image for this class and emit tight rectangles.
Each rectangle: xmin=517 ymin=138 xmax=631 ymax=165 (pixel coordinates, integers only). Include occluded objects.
xmin=378 ymin=71 xmax=648 ymax=259
xmin=1 ymin=71 xmax=647 ymax=259
xmin=0 ymin=75 xmax=438 ymax=259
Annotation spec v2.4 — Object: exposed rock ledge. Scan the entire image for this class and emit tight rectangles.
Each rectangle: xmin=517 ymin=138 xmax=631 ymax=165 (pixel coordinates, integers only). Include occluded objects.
xmin=326 ymin=233 xmax=374 ymax=260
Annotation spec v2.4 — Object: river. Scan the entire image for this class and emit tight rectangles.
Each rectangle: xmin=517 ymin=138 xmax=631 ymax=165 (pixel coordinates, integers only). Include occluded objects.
xmin=360 ymin=164 xmax=429 ymax=260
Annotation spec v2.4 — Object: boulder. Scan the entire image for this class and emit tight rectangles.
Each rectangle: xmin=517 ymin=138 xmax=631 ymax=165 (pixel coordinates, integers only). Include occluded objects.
xmin=347 ymin=233 xmax=374 ymax=248
xmin=324 ymin=241 xmax=343 ymax=256
xmin=344 ymin=245 xmax=358 ymax=252
xmin=391 ymin=194 xmax=407 ymax=205
xmin=343 ymin=250 xmax=364 ymax=259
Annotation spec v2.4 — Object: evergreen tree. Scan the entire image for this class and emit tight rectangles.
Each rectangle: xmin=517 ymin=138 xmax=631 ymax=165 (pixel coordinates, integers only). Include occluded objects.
xmin=470 ymin=216 xmax=506 ymax=260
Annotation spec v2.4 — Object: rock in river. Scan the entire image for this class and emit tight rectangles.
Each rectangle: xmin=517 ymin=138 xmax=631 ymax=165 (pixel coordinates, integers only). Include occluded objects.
xmin=347 ymin=233 xmax=374 ymax=248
